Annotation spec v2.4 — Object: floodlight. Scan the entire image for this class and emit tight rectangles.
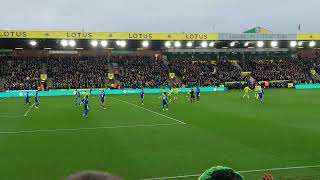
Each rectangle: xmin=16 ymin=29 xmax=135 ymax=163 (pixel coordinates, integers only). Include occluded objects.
xmin=91 ymin=40 xmax=98 ymax=47
xmin=142 ymin=41 xmax=149 ymax=48
xmin=186 ymin=41 xmax=193 ymax=47
xmin=101 ymin=41 xmax=108 ymax=47
xmin=271 ymin=41 xmax=278 ymax=47
xmin=174 ymin=41 xmax=181 ymax=48
xmin=29 ymin=40 xmax=37 ymax=46
xmin=201 ymin=41 xmax=208 ymax=48
xmin=257 ymin=41 xmax=264 ymax=47
xmin=69 ymin=40 xmax=76 ymax=47
xmin=120 ymin=41 xmax=126 ymax=47
xmin=309 ymin=41 xmax=316 ymax=47
xmin=61 ymin=40 xmax=68 ymax=47
xmin=165 ymin=41 xmax=171 ymax=47
xmin=290 ymin=41 xmax=297 ymax=47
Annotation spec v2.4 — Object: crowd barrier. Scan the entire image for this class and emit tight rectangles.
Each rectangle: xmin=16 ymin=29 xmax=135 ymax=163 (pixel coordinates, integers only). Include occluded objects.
xmin=0 ymin=87 xmax=226 ymax=98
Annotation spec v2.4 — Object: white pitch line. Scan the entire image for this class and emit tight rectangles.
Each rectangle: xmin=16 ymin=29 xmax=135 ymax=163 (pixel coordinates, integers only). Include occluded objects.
xmin=24 ymin=103 xmax=35 ymax=117
xmin=111 ymin=97 xmax=187 ymax=125
xmin=140 ymin=164 xmax=320 ymax=180
xmin=0 ymin=123 xmax=182 ymax=135
xmin=0 ymin=97 xmax=8 ymax=102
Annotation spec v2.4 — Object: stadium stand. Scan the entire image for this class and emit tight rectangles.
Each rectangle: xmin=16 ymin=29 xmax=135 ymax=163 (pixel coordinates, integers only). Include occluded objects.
xmin=1 ymin=53 xmax=320 ymax=91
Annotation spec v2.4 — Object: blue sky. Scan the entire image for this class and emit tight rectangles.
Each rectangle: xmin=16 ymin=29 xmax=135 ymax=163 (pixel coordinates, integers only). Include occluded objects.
xmin=0 ymin=0 xmax=318 ymax=33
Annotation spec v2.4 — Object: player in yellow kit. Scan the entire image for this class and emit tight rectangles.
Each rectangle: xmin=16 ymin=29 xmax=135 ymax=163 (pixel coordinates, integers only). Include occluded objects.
xmin=173 ymin=87 xmax=179 ymax=100
xmin=254 ymin=84 xmax=261 ymax=99
xmin=243 ymin=86 xmax=252 ymax=99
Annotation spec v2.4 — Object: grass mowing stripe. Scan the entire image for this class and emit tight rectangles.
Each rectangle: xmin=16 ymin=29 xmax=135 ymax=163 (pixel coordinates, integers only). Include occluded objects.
xmin=140 ymin=164 xmax=320 ymax=180
xmin=24 ymin=103 xmax=35 ymax=117
xmin=0 ymin=123 xmax=183 ymax=134
xmin=111 ymin=97 xmax=187 ymax=125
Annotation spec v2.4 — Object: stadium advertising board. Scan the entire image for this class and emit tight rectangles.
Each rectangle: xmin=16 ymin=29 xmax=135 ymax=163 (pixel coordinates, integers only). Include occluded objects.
xmin=297 ymin=33 xmax=320 ymax=40
xmin=0 ymin=87 xmax=225 ymax=98
xmin=219 ymin=33 xmax=296 ymax=40
xmin=0 ymin=30 xmax=219 ymax=40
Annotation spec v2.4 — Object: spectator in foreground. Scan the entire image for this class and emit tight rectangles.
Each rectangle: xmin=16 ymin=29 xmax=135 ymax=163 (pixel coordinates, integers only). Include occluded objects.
xmin=198 ymin=166 xmax=273 ymax=180
xmin=67 ymin=171 xmax=122 ymax=180
xmin=198 ymin=166 xmax=244 ymax=180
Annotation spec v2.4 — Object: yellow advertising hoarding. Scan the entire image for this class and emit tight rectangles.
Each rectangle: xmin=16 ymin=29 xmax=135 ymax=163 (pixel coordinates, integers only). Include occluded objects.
xmin=297 ymin=33 xmax=320 ymax=40
xmin=0 ymin=30 xmax=219 ymax=40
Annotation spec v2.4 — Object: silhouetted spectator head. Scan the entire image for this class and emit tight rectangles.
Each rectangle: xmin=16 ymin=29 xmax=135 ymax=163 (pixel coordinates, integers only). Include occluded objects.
xmin=198 ymin=166 xmax=244 ymax=180
xmin=68 ymin=171 xmax=122 ymax=180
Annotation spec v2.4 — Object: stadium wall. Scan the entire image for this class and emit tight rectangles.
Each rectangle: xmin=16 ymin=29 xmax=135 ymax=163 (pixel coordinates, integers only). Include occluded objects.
xmin=0 ymin=87 xmax=225 ymax=98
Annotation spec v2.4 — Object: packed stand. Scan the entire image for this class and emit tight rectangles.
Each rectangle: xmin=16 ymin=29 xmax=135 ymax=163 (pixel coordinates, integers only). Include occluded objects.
xmin=116 ymin=56 xmax=168 ymax=88
xmin=169 ymin=57 xmax=244 ymax=87
xmin=239 ymin=58 xmax=316 ymax=84
xmin=0 ymin=56 xmax=41 ymax=90
xmin=46 ymin=56 xmax=108 ymax=89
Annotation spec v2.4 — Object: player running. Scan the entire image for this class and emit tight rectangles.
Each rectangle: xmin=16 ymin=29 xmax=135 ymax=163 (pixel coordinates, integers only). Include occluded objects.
xmin=162 ymin=92 xmax=169 ymax=111
xmin=25 ymin=92 xmax=31 ymax=106
xmin=196 ymin=87 xmax=200 ymax=102
xmin=81 ymin=90 xmax=88 ymax=105
xmin=168 ymin=87 xmax=173 ymax=102
xmin=173 ymin=87 xmax=179 ymax=100
xmin=140 ymin=88 xmax=144 ymax=105
xmin=75 ymin=89 xmax=81 ymax=106
xmin=190 ymin=88 xmax=195 ymax=103
xmin=254 ymin=84 xmax=261 ymax=99
xmin=100 ymin=90 xmax=106 ymax=109
xmin=35 ymin=91 xmax=39 ymax=108
xmin=258 ymin=87 xmax=265 ymax=104
xmin=243 ymin=86 xmax=252 ymax=99
xmin=83 ymin=95 xmax=89 ymax=118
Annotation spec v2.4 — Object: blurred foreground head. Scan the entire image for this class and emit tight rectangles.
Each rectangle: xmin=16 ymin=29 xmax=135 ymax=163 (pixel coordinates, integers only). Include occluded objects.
xmin=199 ymin=166 xmax=244 ymax=180
xmin=68 ymin=171 xmax=122 ymax=180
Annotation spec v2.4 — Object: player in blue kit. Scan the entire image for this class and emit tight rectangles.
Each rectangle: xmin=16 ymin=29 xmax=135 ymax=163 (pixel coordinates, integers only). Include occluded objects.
xmin=196 ymin=87 xmax=201 ymax=102
xmin=25 ymin=92 xmax=31 ymax=106
xmin=83 ymin=95 xmax=89 ymax=118
xmin=35 ymin=91 xmax=39 ymax=108
xmin=140 ymin=88 xmax=144 ymax=105
xmin=89 ymin=87 xmax=94 ymax=98
xmin=162 ymin=92 xmax=169 ymax=111
xmin=258 ymin=87 xmax=265 ymax=104
xmin=100 ymin=90 xmax=106 ymax=109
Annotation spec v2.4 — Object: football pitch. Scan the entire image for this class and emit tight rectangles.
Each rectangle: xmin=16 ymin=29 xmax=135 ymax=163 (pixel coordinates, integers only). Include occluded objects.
xmin=0 ymin=89 xmax=320 ymax=180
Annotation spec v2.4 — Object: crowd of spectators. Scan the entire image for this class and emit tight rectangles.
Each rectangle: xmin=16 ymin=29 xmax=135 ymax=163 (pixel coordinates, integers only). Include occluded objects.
xmin=0 ymin=56 xmax=41 ymax=90
xmin=46 ymin=56 xmax=108 ymax=89
xmin=116 ymin=56 xmax=168 ymax=88
xmin=239 ymin=58 xmax=317 ymax=84
xmin=1 ymin=54 xmax=320 ymax=91
xmin=169 ymin=58 xmax=244 ymax=87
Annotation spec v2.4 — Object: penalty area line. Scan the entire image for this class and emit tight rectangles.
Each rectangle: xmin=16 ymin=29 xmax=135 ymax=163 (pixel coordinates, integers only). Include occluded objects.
xmin=140 ymin=164 xmax=320 ymax=180
xmin=24 ymin=103 xmax=35 ymax=117
xmin=111 ymin=97 xmax=187 ymax=125
xmin=0 ymin=123 xmax=183 ymax=134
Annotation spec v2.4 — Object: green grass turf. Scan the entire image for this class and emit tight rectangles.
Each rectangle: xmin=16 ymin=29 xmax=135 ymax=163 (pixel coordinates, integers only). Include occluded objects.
xmin=0 ymin=89 xmax=320 ymax=180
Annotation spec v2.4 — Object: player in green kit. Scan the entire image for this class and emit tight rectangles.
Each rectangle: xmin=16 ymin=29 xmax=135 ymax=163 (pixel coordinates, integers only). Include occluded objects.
xmin=242 ymin=86 xmax=251 ymax=99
